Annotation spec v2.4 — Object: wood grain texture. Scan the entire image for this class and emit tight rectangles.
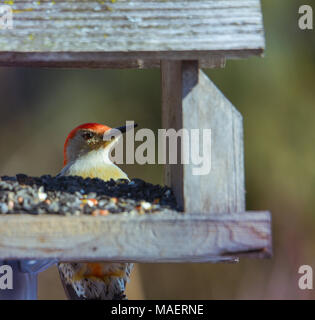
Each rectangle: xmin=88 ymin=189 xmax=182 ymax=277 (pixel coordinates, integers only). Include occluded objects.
xmin=161 ymin=61 xmax=245 ymax=214
xmin=0 ymin=52 xmax=226 ymax=68
xmin=0 ymin=211 xmax=271 ymax=262
xmin=0 ymin=0 xmax=265 ymax=67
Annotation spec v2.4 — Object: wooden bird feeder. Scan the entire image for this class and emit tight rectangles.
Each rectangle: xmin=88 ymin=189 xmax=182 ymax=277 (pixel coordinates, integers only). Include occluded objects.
xmin=0 ymin=0 xmax=271 ymax=299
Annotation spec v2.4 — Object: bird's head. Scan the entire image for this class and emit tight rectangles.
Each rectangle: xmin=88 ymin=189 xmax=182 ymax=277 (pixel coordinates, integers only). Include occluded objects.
xmin=63 ymin=122 xmax=136 ymax=166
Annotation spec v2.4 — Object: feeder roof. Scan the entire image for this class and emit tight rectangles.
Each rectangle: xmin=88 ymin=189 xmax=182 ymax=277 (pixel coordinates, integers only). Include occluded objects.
xmin=0 ymin=0 xmax=265 ymax=68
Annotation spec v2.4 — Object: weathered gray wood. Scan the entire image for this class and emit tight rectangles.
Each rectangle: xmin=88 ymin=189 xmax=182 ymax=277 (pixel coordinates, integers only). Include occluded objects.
xmin=0 ymin=52 xmax=225 ymax=69
xmin=0 ymin=211 xmax=271 ymax=262
xmin=161 ymin=61 xmax=245 ymax=214
xmin=0 ymin=0 xmax=264 ymax=67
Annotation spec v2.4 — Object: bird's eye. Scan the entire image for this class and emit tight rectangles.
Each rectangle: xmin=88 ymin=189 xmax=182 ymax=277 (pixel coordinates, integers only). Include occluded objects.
xmin=82 ymin=132 xmax=93 ymax=140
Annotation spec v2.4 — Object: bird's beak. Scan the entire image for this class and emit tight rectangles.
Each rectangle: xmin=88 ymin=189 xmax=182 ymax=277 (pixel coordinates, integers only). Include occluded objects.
xmin=114 ymin=123 xmax=138 ymax=134
xmin=102 ymin=123 xmax=138 ymax=143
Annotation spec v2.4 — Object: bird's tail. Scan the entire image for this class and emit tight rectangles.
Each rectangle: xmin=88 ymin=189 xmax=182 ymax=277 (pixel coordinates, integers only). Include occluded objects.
xmin=58 ymin=262 xmax=133 ymax=300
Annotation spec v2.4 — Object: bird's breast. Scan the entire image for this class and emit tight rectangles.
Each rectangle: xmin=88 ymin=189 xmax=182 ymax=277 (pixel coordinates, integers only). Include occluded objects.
xmin=62 ymin=162 xmax=129 ymax=181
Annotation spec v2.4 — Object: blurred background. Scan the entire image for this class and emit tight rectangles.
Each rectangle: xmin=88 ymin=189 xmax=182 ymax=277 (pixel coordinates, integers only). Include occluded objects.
xmin=0 ymin=0 xmax=314 ymax=299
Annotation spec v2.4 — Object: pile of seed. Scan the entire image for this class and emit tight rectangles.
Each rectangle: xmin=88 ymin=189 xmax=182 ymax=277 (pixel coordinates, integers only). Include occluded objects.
xmin=0 ymin=174 xmax=178 ymax=216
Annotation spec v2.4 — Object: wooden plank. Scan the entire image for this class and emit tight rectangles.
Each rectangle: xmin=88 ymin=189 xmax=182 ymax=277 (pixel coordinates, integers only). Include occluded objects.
xmin=161 ymin=60 xmax=184 ymax=207
xmin=161 ymin=61 xmax=245 ymax=214
xmin=0 ymin=52 xmax=226 ymax=69
xmin=0 ymin=0 xmax=265 ymax=67
xmin=0 ymin=211 xmax=271 ymax=262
